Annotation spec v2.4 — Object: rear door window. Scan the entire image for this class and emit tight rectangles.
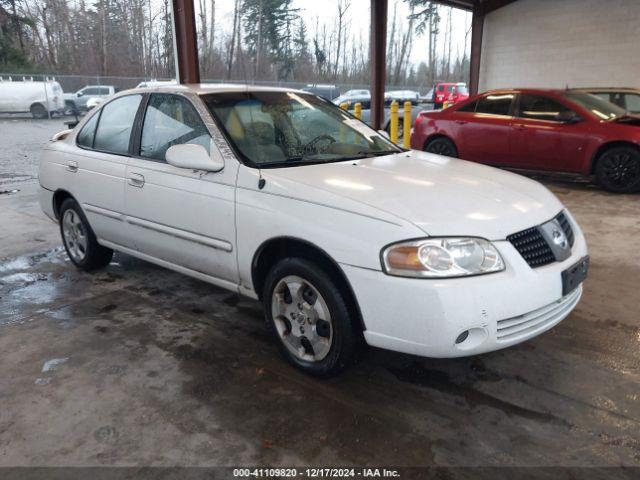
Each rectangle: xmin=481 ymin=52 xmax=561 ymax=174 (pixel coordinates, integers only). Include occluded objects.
xmin=456 ymin=99 xmax=477 ymax=112
xmin=77 ymin=113 xmax=99 ymax=148
xmin=475 ymin=94 xmax=514 ymax=116
xmin=93 ymin=94 xmax=142 ymax=155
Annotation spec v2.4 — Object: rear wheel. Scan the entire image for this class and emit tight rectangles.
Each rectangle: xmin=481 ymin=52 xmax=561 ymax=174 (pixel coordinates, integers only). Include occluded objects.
xmin=59 ymin=198 xmax=113 ymax=271
xmin=30 ymin=103 xmax=48 ymax=119
xmin=595 ymin=146 xmax=640 ymax=193
xmin=263 ymin=258 xmax=357 ymax=376
xmin=425 ymin=137 xmax=458 ymax=158
xmin=385 ymin=118 xmax=405 ymax=142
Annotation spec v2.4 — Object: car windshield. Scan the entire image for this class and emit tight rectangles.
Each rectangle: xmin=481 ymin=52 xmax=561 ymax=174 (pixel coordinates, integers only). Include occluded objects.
xmin=563 ymin=91 xmax=626 ymax=120
xmin=202 ymin=91 xmax=400 ymax=168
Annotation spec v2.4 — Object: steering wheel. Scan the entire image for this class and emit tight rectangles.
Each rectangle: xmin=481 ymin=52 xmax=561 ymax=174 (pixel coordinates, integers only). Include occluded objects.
xmin=302 ymin=134 xmax=336 ymax=154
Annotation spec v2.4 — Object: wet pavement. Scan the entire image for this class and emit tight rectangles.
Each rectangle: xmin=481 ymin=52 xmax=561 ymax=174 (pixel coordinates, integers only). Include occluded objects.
xmin=0 ymin=116 xmax=70 ymax=189
xmin=0 ymin=120 xmax=639 ymax=468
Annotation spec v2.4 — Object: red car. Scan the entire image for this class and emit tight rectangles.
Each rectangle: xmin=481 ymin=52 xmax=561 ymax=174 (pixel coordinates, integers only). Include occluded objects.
xmin=433 ymin=82 xmax=469 ymax=109
xmin=411 ymin=89 xmax=640 ymax=193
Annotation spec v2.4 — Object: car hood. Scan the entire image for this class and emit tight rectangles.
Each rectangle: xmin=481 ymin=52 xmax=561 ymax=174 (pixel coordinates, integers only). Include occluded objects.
xmin=265 ymin=151 xmax=564 ymax=240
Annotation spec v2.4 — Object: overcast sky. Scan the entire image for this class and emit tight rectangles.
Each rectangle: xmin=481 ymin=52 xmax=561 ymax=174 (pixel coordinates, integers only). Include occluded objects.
xmin=210 ymin=0 xmax=472 ymax=67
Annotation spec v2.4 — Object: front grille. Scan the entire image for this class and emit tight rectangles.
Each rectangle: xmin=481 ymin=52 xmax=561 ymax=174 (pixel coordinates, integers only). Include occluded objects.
xmin=496 ymin=286 xmax=582 ymax=342
xmin=507 ymin=211 xmax=575 ymax=268
xmin=507 ymin=226 xmax=556 ymax=267
xmin=556 ymin=212 xmax=575 ymax=247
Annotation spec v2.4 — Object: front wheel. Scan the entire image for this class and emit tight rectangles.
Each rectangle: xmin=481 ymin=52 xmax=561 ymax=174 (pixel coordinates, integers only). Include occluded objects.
xmin=59 ymin=198 xmax=113 ymax=271
xmin=595 ymin=146 xmax=640 ymax=193
xmin=263 ymin=258 xmax=357 ymax=376
xmin=425 ymin=137 xmax=458 ymax=158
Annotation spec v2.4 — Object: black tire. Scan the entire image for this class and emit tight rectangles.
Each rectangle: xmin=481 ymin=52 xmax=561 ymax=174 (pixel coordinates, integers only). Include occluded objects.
xmin=263 ymin=257 xmax=358 ymax=377
xmin=385 ymin=118 xmax=404 ymax=141
xmin=30 ymin=103 xmax=48 ymax=119
xmin=64 ymin=100 xmax=77 ymax=116
xmin=59 ymin=198 xmax=113 ymax=271
xmin=425 ymin=136 xmax=458 ymax=158
xmin=595 ymin=146 xmax=640 ymax=193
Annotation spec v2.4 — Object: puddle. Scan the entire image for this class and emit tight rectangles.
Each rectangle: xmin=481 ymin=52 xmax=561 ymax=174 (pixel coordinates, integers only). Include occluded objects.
xmin=0 ymin=257 xmax=31 ymax=272
xmin=42 ymin=357 xmax=69 ymax=372
xmin=0 ymin=272 xmax=48 ymax=284
xmin=389 ymin=361 xmax=571 ymax=427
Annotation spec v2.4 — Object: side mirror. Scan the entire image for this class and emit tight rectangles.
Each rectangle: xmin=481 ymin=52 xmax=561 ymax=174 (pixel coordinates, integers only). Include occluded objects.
xmin=556 ymin=111 xmax=581 ymax=123
xmin=378 ymin=129 xmax=390 ymax=140
xmin=166 ymin=143 xmax=224 ymax=172
xmin=77 ymin=92 xmax=84 ymax=97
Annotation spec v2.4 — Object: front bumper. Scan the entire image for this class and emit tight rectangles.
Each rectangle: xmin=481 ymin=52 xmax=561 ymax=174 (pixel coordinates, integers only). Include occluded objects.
xmin=342 ymin=218 xmax=588 ymax=358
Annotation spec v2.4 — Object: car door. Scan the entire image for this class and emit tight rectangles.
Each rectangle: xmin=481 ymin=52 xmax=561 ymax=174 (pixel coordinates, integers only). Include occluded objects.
xmin=510 ymin=93 xmax=588 ymax=172
xmin=72 ymin=94 xmax=143 ymax=249
xmin=124 ymin=92 xmax=239 ymax=284
xmin=98 ymin=87 xmax=112 ymax=100
xmin=455 ymin=93 xmax=515 ymax=165
xmin=78 ymin=87 xmax=98 ymax=108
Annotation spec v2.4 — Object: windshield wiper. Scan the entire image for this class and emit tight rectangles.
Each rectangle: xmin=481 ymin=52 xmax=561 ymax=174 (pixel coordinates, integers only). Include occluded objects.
xmin=355 ymin=150 xmax=397 ymax=157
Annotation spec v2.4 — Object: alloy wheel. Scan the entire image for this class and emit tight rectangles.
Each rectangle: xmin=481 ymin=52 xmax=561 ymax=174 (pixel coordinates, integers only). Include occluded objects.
xmin=427 ymin=140 xmax=455 ymax=156
xmin=62 ymin=209 xmax=88 ymax=262
xmin=601 ymin=151 xmax=640 ymax=189
xmin=271 ymin=275 xmax=333 ymax=362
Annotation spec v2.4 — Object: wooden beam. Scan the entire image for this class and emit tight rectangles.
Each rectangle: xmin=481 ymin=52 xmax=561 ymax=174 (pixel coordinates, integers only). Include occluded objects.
xmin=171 ymin=0 xmax=200 ymax=84
xmin=477 ymin=0 xmax=517 ymax=15
xmin=370 ymin=0 xmax=388 ymax=131
xmin=431 ymin=0 xmax=474 ymax=11
xmin=468 ymin=4 xmax=484 ymax=95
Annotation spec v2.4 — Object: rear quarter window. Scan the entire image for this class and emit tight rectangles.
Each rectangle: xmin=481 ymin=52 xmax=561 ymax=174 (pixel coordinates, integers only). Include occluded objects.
xmin=77 ymin=113 xmax=99 ymax=149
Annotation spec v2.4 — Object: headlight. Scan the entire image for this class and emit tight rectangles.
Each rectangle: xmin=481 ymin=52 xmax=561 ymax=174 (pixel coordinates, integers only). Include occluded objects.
xmin=381 ymin=238 xmax=505 ymax=278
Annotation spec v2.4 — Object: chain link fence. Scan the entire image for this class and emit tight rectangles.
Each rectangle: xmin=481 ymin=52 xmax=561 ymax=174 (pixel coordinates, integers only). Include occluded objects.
xmin=0 ymin=72 xmax=431 ymax=120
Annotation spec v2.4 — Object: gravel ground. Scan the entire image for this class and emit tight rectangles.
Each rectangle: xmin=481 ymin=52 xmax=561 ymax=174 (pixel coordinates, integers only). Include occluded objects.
xmin=1 ymin=118 xmax=638 ymax=473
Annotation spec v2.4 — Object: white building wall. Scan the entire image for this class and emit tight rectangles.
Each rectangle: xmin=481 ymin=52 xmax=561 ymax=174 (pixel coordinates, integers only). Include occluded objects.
xmin=479 ymin=0 xmax=640 ymax=92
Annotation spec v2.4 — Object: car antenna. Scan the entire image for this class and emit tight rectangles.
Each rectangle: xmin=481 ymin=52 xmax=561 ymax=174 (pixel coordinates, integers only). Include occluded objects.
xmin=258 ymin=169 xmax=266 ymax=189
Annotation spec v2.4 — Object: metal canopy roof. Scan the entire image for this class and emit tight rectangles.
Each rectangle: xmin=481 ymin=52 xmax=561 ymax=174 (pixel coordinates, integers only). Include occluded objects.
xmin=170 ymin=0 xmax=518 ymax=130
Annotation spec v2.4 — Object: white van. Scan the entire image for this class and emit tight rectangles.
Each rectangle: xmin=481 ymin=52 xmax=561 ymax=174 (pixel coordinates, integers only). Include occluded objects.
xmin=0 ymin=77 xmax=65 ymax=118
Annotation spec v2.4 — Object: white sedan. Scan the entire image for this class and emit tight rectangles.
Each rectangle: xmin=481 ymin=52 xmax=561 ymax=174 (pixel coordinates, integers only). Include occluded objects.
xmin=38 ymin=84 xmax=589 ymax=376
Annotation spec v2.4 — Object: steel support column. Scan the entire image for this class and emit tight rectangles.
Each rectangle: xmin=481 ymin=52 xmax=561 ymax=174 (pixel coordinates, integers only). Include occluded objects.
xmin=370 ymin=0 xmax=388 ymax=131
xmin=469 ymin=4 xmax=484 ymax=95
xmin=171 ymin=0 xmax=200 ymax=84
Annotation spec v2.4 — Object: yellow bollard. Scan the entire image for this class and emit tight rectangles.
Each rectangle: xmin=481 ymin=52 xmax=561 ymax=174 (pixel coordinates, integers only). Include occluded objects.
xmin=403 ymin=101 xmax=411 ymax=149
xmin=390 ymin=100 xmax=399 ymax=144
xmin=354 ymin=102 xmax=362 ymax=120
xmin=339 ymin=102 xmax=348 ymax=143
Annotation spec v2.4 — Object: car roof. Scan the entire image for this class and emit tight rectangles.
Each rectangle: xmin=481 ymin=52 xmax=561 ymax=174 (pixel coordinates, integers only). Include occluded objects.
xmin=569 ymin=87 xmax=640 ymax=93
xmin=480 ymin=88 xmax=565 ymax=95
xmin=121 ymin=83 xmax=309 ymax=96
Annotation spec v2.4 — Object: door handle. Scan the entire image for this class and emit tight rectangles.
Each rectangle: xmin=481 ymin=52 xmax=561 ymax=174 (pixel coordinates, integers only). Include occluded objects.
xmin=128 ymin=173 xmax=145 ymax=188
xmin=454 ymin=120 xmax=467 ymax=125
xmin=513 ymin=124 xmax=527 ymax=130
xmin=66 ymin=160 xmax=78 ymax=172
